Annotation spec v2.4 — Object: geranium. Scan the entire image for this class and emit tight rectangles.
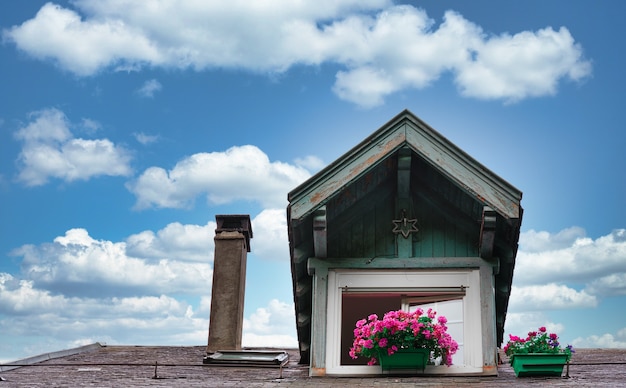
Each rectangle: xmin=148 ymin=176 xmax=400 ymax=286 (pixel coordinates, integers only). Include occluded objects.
xmin=503 ymin=326 xmax=574 ymax=361
xmin=349 ymin=308 xmax=459 ymax=366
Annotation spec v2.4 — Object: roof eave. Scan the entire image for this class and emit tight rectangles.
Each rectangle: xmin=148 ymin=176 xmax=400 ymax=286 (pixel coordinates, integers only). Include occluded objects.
xmin=288 ymin=109 xmax=523 ymax=222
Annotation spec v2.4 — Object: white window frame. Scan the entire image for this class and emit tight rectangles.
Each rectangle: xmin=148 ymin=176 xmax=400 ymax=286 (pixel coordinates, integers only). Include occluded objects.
xmin=325 ymin=269 xmax=483 ymax=375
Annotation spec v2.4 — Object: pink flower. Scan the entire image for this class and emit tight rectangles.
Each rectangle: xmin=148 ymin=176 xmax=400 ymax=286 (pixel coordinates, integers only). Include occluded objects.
xmin=349 ymin=308 xmax=458 ymax=366
xmin=503 ymin=326 xmax=573 ymax=362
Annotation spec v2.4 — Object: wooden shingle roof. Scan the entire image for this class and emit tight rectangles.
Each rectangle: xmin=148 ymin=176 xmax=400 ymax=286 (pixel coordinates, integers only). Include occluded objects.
xmin=2 ymin=345 xmax=625 ymax=385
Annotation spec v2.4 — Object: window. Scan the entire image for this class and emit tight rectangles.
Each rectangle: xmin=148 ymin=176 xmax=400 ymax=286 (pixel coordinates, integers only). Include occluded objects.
xmin=324 ymin=269 xmax=483 ymax=375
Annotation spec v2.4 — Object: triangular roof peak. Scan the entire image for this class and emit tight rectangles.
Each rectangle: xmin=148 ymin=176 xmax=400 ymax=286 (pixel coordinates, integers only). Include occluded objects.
xmin=288 ymin=109 xmax=522 ymax=222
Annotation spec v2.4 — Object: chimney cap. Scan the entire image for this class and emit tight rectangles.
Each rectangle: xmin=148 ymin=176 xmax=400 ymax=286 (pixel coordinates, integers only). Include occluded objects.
xmin=215 ymin=215 xmax=253 ymax=251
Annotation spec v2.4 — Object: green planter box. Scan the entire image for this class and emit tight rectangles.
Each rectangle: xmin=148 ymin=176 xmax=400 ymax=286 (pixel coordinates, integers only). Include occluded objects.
xmin=379 ymin=348 xmax=429 ymax=372
xmin=510 ymin=353 xmax=568 ymax=377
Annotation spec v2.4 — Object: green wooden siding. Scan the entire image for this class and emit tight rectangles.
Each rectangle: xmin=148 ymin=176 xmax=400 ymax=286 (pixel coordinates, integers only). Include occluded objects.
xmin=325 ymin=153 xmax=480 ymax=259
xmin=327 ymin=185 xmax=396 ymax=258
xmin=326 ymin=196 xmax=479 ymax=259
xmin=411 ymin=193 xmax=479 ymax=257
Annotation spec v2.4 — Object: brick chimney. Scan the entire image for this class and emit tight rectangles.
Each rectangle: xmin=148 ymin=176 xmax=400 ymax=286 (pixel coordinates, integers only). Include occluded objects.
xmin=206 ymin=215 xmax=253 ymax=354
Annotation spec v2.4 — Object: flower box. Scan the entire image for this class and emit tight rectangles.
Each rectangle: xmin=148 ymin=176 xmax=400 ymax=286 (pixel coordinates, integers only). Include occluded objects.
xmin=503 ymin=326 xmax=573 ymax=378
xmin=379 ymin=348 xmax=429 ymax=372
xmin=349 ymin=309 xmax=458 ymax=369
xmin=510 ymin=353 xmax=568 ymax=377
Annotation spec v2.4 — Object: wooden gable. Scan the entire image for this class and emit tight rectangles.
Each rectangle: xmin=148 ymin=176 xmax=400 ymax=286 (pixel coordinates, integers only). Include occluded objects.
xmin=287 ymin=110 xmax=523 ymax=364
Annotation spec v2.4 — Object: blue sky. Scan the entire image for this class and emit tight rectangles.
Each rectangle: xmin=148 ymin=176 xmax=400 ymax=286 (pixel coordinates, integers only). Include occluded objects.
xmin=1 ymin=0 xmax=625 ymax=362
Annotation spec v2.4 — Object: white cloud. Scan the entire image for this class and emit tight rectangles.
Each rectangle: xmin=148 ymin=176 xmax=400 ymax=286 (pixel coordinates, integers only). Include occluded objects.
xmin=3 ymin=3 xmax=162 ymax=76
xmin=0 ymin=275 xmax=210 ymax=360
xmin=334 ymin=67 xmax=397 ymax=108
xmin=134 ymin=132 xmax=159 ymax=145
xmin=6 ymin=210 xmax=289 ymax=301
xmin=4 ymin=1 xmax=591 ymax=106
xmin=518 ymin=226 xmax=587 ymax=253
xmin=11 ymin=227 xmax=213 ymax=297
xmin=196 ymin=295 xmax=212 ymax=317
xmin=111 ymin=295 xmax=188 ymax=317
xmin=242 ymin=332 xmax=299 ymax=350
xmin=1 ymin=220 xmax=226 ymax=360
xmin=0 ymin=274 xmax=195 ymax=324
xmin=509 ymin=283 xmax=597 ymax=311
xmin=126 ymin=221 xmax=216 ymax=262
xmin=586 ymin=273 xmax=626 ymax=297
xmin=504 ymin=228 xmax=626 ymax=349
xmin=14 ymin=108 xmax=132 ymax=186
xmin=79 ymin=118 xmax=101 ymax=133
xmin=1 ymin=269 xmax=297 ymax=361
xmin=455 ymin=26 xmax=592 ymax=102
xmin=515 ymin=228 xmax=626 ymax=295
xmin=126 ymin=145 xmax=311 ymax=210
xmin=15 ymin=108 xmax=71 ymax=143
xmin=573 ymin=329 xmax=626 ymax=348
xmin=251 ymin=209 xmax=290 ymax=262
xmin=294 ymin=155 xmax=325 ymax=172
xmin=137 ymin=79 xmax=162 ymax=98
xmin=0 ymin=273 xmax=69 ymax=314
xmin=242 ymin=299 xmax=298 ymax=348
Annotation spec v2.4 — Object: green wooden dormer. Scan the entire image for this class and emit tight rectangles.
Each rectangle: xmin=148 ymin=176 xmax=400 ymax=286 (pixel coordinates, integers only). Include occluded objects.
xmin=287 ymin=110 xmax=522 ymax=376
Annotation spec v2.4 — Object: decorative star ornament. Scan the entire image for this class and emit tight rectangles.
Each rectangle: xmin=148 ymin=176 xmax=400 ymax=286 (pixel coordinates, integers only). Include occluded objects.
xmin=392 ymin=209 xmax=419 ymax=239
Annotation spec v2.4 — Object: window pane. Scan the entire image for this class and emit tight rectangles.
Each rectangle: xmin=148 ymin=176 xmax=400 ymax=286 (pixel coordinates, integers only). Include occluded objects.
xmin=409 ymin=299 xmax=464 ymax=365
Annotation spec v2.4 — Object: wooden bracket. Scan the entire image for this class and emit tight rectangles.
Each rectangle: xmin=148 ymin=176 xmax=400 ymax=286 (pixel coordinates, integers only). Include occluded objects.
xmin=479 ymin=206 xmax=497 ymax=259
xmin=313 ymin=206 xmax=327 ymax=258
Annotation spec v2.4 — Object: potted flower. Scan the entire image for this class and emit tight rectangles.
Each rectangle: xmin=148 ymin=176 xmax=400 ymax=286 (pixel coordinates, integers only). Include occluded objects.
xmin=349 ymin=308 xmax=459 ymax=372
xmin=503 ymin=326 xmax=574 ymax=377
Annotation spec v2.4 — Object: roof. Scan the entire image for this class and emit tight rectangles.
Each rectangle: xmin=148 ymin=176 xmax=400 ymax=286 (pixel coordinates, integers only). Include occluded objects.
xmin=289 ymin=109 xmax=522 ymax=221
xmin=287 ymin=110 xmax=523 ymax=363
xmin=1 ymin=345 xmax=624 ymax=386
